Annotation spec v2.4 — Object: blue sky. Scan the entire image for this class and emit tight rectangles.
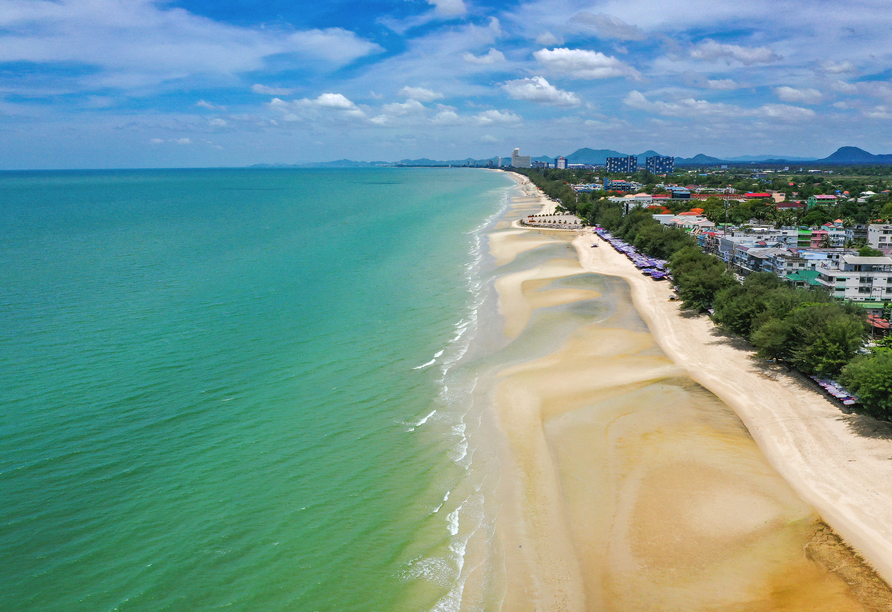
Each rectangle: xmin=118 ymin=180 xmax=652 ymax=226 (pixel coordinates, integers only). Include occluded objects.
xmin=3 ymin=0 xmax=892 ymax=168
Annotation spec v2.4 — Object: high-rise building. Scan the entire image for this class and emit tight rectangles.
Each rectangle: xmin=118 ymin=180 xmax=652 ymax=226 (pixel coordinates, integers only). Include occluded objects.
xmin=555 ymin=156 xmax=567 ymax=169
xmin=511 ymin=148 xmax=532 ymax=168
xmin=646 ymin=155 xmax=674 ymax=174
xmin=605 ymin=155 xmax=637 ymax=173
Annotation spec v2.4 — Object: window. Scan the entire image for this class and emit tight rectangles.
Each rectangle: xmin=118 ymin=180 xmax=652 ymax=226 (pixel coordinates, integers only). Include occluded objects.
xmin=858 ymin=287 xmax=872 ymax=293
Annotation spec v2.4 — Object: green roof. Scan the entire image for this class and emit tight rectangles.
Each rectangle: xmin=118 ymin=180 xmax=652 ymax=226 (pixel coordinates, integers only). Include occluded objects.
xmin=784 ymin=270 xmax=822 ymax=286
xmin=849 ymin=300 xmax=889 ymax=309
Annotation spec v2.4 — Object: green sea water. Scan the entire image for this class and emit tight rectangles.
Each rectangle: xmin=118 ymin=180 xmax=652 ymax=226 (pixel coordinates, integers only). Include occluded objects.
xmin=0 ymin=168 xmax=515 ymax=611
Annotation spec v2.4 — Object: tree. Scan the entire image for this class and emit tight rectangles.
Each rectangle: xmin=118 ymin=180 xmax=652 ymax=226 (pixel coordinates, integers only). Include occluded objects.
xmin=839 ymin=352 xmax=892 ymax=419
xmin=858 ymin=246 xmax=884 ymax=257
xmin=785 ymin=304 xmax=867 ymax=375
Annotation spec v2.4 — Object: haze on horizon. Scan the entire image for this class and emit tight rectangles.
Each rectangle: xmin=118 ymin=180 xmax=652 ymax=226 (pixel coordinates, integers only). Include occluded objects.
xmin=3 ymin=0 xmax=892 ymax=169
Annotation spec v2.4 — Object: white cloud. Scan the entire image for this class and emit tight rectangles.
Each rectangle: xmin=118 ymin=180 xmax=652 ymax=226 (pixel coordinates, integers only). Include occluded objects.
xmin=398 ymin=86 xmax=443 ymax=102
xmin=820 ymin=60 xmax=858 ymax=74
xmin=209 ymin=118 xmax=227 ymax=126
xmin=381 ymin=99 xmax=426 ymax=116
xmin=196 ymin=99 xmax=225 ymax=110
xmin=149 ymin=138 xmax=164 ymax=144
xmin=431 ymin=109 xmax=463 ymax=125
xmin=536 ymin=31 xmax=561 ymax=46
xmin=269 ymin=93 xmax=367 ymax=122
xmin=427 ymin=0 xmax=466 ymax=17
xmin=573 ymin=13 xmax=646 ymax=41
xmin=502 ymin=76 xmax=581 ymax=107
xmin=534 ymin=48 xmax=639 ymax=79
xmin=690 ymin=39 xmax=779 ymax=65
xmin=174 ymin=138 xmax=192 ymax=145
xmin=480 ymin=134 xmax=498 ymax=143
xmin=830 ymin=80 xmax=858 ymax=95
xmin=0 ymin=1 xmax=382 ymax=93
xmin=624 ymin=90 xmax=814 ymax=121
xmin=774 ymin=86 xmax=823 ymax=104
xmin=682 ymin=72 xmax=739 ymax=90
xmin=474 ymin=109 xmax=520 ymax=125
xmin=865 ymin=106 xmax=892 ymax=120
xmin=252 ymin=84 xmax=292 ymax=96
xmin=463 ymin=48 xmax=505 ymax=65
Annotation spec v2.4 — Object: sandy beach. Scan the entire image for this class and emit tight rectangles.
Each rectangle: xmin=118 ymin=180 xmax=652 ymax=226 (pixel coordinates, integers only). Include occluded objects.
xmin=484 ymin=171 xmax=892 ymax=611
xmin=573 ymin=229 xmax=892 ymax=586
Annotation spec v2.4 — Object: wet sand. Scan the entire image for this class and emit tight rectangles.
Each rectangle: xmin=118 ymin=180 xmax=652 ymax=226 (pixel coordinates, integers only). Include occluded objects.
xmin=480 ymin=173 xmax=892 ymax=611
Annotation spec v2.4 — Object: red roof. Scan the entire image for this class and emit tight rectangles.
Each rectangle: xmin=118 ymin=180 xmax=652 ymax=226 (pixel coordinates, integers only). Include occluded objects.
xmin=744 ymin=192 xmax=772 ymax=198
xmin=678 ymin=211 xmax=701 ymax=216
xmin=868 ymin=314 xmax=890 ymax=330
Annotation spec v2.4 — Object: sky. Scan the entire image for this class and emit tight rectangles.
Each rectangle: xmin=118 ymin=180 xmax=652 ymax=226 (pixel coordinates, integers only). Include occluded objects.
xmin=3 ymin=0 xmax=892 ymax=169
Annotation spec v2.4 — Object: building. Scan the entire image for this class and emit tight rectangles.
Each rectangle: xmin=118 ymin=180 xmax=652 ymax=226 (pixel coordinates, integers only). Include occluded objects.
xmin=606 ymin=155 xmax=637 ymax=173
xmin=555 ymin=156 xmax=567 ymax=170
xmin=807 ymin=194 xmax=838 ymax=208
xmin=868 ymin=224 xmax=892 ymax=251
xmin=816 ymin=255 xmax=892 ymax=302
xmin=645 ymin=155 xmax=674 ymax=174
xmin=511 ymin=148 xmax=531 ymax=168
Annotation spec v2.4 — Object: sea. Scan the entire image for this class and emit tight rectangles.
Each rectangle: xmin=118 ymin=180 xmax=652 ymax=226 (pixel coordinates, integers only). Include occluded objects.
xmin=0 ymin=168 xmax=516 ymax=612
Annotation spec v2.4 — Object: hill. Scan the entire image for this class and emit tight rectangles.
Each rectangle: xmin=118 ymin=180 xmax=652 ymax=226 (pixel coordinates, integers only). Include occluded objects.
xmin=564 ymin=148 xmax=627 ymax=165
xmin=675 ymin=154 xmax=726 ymax=165
xmin=815 ymin=146 xmax=892 ymax=164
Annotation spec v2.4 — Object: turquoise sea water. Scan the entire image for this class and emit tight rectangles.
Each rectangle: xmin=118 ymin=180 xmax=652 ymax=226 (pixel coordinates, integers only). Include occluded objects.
xmin=0 ymin=168 xmax=514 ymax=611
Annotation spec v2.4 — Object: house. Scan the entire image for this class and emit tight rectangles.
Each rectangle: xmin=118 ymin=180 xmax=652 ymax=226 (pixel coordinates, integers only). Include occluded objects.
xmin=807 ymin=194 xmax=838 ymax=208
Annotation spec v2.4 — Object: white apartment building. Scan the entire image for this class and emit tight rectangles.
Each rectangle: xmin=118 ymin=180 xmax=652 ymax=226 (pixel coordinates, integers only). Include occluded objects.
xmin=816 ymin=255 xmax=892 ymax=301
xmin=511 ymin=148 xmax=531 ymax=168
xmin=868 ymin=224 xmax=892 ymax=250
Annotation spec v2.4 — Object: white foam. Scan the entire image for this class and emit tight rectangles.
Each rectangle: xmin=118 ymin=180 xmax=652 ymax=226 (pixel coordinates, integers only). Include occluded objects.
xmin=412 ymin=358 xmax=436 ymax=370
xmin=416 ymin=410 xmax=436 ymax=427
xmin=434 ymin=349 xmax=444 ymax=358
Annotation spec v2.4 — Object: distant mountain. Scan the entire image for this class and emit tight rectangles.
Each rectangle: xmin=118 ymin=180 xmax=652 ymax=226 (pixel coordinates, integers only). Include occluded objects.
xmin=565 ymin=148 xmax=627 ymax=165
xmin=250 ymin=159 xmax=390 ymax=168
xmin=635 ymin=150 xmax=663 ymax=163
xmin=815 ymin=146 xmax=892 ymax=164
xmin=675 ymin=154 xmax=725 ymax=165
xmin=725 ymin=154 xmax=816 ymax=162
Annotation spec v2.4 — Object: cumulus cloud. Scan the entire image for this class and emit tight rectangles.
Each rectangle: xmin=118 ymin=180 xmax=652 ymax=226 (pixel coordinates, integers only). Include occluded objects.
xmin=196 ymin=99 xmax=225 ymax=110
xmin=269 ymin=93 xmax=366 ymax=122
xmin=474 ymin=109 xmax=520 ymax=125
xmin=682 ymin=72 xmax=739 ymax=90
xmin=381 ymin=99 xmax=426 ymax=116
xmin=252 ymin=84 xmax=293 ymax=96
xmin=624 ymin=90 xmax=814 ymax=120
xmin=690 ymin=39 xmax=779 ymax=65
xmin=0 ymin=1 xmax=382 ymax=93
xmin=865 ymin=106 xmax=892 ymax=120
xmin=574 ymin=13 xmax=646 ymax=41
xmin=398 ymin=86 xmax=443 ymax=102
xmin=430 ymin=107 xmax=521 ymax=126
xmin=830 ymin=80 xmax=858 ymax=95
xmin=427 ymin=0 xmax=466 ymax=17
xmin=774 ymin=86 xmax=823 ymax=104
xmin=534 ymin=48 xmax=639 ymax=79
xmin=820 ymin=60 xmax=858 ymax=74
xmin=502 ymin=76 xmax=581 ymax=107
xmin=536 ymin=31 xmax=562 ymax=46
xmin=463 ymin=48 xmax=505 ymax=65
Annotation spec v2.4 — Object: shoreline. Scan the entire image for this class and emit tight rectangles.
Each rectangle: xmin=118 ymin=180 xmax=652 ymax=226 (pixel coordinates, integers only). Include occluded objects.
xmin=484 ymin=170 xmax=892 ymax=609
xmin=572 ymin=229 xmax=892 ymax=588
